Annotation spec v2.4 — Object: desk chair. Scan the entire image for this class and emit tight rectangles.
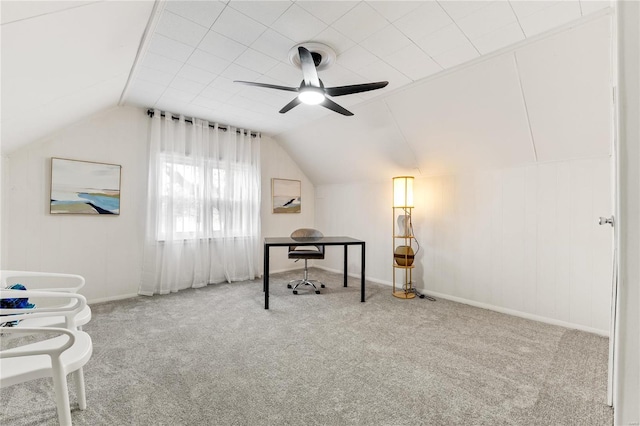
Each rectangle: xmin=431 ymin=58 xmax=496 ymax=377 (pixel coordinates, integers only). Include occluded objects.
xmin=287 ymin=228 xmax=325 ymax=295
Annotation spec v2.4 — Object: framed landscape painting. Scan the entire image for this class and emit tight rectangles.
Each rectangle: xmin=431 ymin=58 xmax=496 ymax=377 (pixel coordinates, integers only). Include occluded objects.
xmin=272 ymin=178 xmax=301 ymax=213
xmin=50 ymin=158 xmax=121 ymax=215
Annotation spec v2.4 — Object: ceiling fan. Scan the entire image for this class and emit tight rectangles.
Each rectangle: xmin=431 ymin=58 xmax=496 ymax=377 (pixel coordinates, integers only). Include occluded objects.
xmin=234 ymin=45 xmax=388 ymax=116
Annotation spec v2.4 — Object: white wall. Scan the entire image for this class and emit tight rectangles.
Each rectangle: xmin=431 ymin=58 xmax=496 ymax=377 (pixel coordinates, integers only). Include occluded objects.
xmin=260 ymin=136 xmax=315 ymax=273
xmin=1 ymin=106 xmax=148 ymax=302
xmin=316 ymin=157 xmax=613 ymax=335
xmin=315 ymin=181 xmax=387 ymax=279
xmin=1 ymin=106 xmax=313 ymax=302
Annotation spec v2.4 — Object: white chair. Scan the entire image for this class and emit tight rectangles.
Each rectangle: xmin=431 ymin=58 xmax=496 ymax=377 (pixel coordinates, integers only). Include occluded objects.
xmin=1 ymin=327 xmax=93 ymax=426
xmin=1 ymin=270 xmax=91 ymax=330
xmin=1 ymin=290 xmax=93 ymax=425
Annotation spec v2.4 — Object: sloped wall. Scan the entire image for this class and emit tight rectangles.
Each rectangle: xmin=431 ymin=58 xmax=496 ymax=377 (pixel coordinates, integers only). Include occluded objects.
xmin=277 ymin=13 xmax=613 ymax=184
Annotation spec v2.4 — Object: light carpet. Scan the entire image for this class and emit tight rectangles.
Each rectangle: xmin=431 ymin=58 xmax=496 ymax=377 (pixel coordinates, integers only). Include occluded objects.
xmin=1 ymin=269 xmax=613 ymax=425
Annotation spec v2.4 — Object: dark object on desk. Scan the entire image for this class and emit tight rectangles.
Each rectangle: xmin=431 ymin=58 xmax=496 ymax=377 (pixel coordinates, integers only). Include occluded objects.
xmin=287 ymin=228 xmax=326 ymax=295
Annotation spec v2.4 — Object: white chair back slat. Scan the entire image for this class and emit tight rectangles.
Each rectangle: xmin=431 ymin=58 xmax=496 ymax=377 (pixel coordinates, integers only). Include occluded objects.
xmin=1 ymin=272 xmax=92 ymax=425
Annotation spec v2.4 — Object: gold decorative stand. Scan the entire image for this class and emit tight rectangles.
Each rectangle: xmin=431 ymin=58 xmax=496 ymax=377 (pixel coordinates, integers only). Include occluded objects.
xmin=393 ymin=205 xmax=416 ymax=299
xmin=392 ymin=176 xmax=416 ymax=299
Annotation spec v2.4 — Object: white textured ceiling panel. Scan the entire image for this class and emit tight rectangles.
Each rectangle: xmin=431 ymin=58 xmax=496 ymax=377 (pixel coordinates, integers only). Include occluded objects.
xmin=125 ymin=0 xmax=611 ymax=142
xmin=1 ymin=1 xmax=153 ymax=152
xmin=516 ymin=15 xmax=613 ymax=162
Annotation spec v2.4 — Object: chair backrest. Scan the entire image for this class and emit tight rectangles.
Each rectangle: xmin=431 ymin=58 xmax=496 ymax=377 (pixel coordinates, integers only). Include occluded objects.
xmin=289 ymin=228 xmax=325 ymax=255
xmin=1 ymin=270 xmax=85 ymax=293
xmin=290 ymin=228 xmax=323 ymax=239
xmin=1 ymin=290 xmax=88 ymax=330
xmin=0 ymin=271 xmax=91 ymax=330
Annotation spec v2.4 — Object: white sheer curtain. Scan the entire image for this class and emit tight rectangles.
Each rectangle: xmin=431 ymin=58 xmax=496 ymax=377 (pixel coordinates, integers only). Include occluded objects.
xmin=139 ymin=110 xmax=261 ymax=296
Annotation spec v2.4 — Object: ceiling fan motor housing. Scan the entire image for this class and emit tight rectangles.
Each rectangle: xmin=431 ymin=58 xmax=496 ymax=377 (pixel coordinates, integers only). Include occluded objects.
xmin=288 ymin=42 xmax=336 ymax=71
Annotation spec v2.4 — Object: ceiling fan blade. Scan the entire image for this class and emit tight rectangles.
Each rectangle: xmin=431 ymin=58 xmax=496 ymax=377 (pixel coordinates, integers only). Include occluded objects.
xmin=279 ymin=97 xmax=302 ymax=114
xmin=298 ymin=46 xmax=321 ymax=88
xmin=234 ymin=80 xmax=298 ymax=92
xmin=321 ymin=98 xmax=353 ymax=116
xmin=325 ymin=81 xmax=389 ymax=97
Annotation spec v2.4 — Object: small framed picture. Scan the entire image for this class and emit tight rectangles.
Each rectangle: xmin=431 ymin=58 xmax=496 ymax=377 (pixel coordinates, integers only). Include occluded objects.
xmin=272 ymin=178 xmax=301 ymax=213
xmin=50 ymin=157 xmax=121 ymax=215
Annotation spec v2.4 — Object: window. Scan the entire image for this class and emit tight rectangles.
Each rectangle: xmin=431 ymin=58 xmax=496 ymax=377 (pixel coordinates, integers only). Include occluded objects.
xmin=156 ymin=153 xmax=253 ymax=241
xmin=141 ymin=113 xmax=261 ymax=294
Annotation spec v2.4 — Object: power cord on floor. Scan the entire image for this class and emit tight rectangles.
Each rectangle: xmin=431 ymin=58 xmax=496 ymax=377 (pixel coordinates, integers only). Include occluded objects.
xmin=405 ymin=208 xmax=435 ymax=302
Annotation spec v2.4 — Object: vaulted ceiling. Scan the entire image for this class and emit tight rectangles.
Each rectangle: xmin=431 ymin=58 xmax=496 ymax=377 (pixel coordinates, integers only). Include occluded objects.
xmin=278 ymin=13 xmax=613 ymax=183
xmin=1 ymin=1 xmax=154 ymax=153
xmin=1 ymin=1 xmax=613 ymax=184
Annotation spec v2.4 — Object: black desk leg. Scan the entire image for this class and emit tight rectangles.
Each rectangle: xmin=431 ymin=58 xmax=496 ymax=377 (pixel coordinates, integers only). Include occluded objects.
xmin=361 ymin=243 xmax=365 ymax=302
xmin=264 ymin=245 xmax=269 ymax=309
xmin=344 ymin=245 xmax=348 ymax=287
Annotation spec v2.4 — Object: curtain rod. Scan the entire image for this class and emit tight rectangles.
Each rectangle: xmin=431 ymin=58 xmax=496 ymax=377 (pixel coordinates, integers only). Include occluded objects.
xmin=146 ymin=109 xmax=259 ymax=138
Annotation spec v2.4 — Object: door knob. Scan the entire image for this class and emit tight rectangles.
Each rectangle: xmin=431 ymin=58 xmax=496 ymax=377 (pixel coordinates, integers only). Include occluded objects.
xmin=599 ymin=216 xmax=614 ymax=227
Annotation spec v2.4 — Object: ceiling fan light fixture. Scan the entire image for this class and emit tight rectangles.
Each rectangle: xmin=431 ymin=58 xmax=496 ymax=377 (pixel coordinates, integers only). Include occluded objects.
xmin=236 ymin=44 xmax=387 ymax=116
xmin=298 ymin=88 xmax=325 ymax=105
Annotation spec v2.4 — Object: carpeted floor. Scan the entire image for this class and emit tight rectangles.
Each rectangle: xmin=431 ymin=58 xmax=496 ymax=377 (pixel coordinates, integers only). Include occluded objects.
xmin=1 ymin=269 xmax=613 ymax=425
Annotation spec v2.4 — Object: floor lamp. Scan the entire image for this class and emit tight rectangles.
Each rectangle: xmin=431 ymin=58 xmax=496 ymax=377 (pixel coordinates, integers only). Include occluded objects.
xmin=392 ymin=176 xmax=434 ymax=301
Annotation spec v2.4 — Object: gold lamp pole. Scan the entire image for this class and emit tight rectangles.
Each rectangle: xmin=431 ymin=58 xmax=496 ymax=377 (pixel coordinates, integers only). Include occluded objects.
xmin=392 ymin=176 xmax=416 ymax=299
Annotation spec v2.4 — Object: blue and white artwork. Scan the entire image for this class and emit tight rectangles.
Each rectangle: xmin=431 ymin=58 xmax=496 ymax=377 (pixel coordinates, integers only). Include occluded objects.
xmin=50 ymin=158 xmax=121 ymax=215
xmin=272 ymin=178 xmax=301 ymax=213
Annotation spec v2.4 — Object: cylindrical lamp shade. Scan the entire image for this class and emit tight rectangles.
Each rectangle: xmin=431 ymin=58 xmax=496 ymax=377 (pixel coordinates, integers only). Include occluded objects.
xmin=393 ymin=176 xmax=414 ymax=208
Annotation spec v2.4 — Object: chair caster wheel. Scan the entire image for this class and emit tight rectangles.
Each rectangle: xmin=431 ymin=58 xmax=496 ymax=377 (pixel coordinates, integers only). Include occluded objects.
xmin=320 ymin=284 xmax=325 ymax=288
xmin=315 ymin=291 xmax=320 ymax=294
xmin=287 ymin=284 xmax=292 ymax=289
xmin=293 ymin=290 xmax=298 ymax=295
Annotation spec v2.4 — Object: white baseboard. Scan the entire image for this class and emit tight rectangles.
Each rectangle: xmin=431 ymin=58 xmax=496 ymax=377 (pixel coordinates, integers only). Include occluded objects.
xmin=315 ymin=266 xmax=394 ymax=287
xmin=89 ymin=293 xmax=139 ymax=305
xmin=425 ymin=290 xmax=609 ymax=337
xmin=315 ymin=266 xmax=609 ymax=337
xmin=107 ymin=266 xmax=306 ymax=300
